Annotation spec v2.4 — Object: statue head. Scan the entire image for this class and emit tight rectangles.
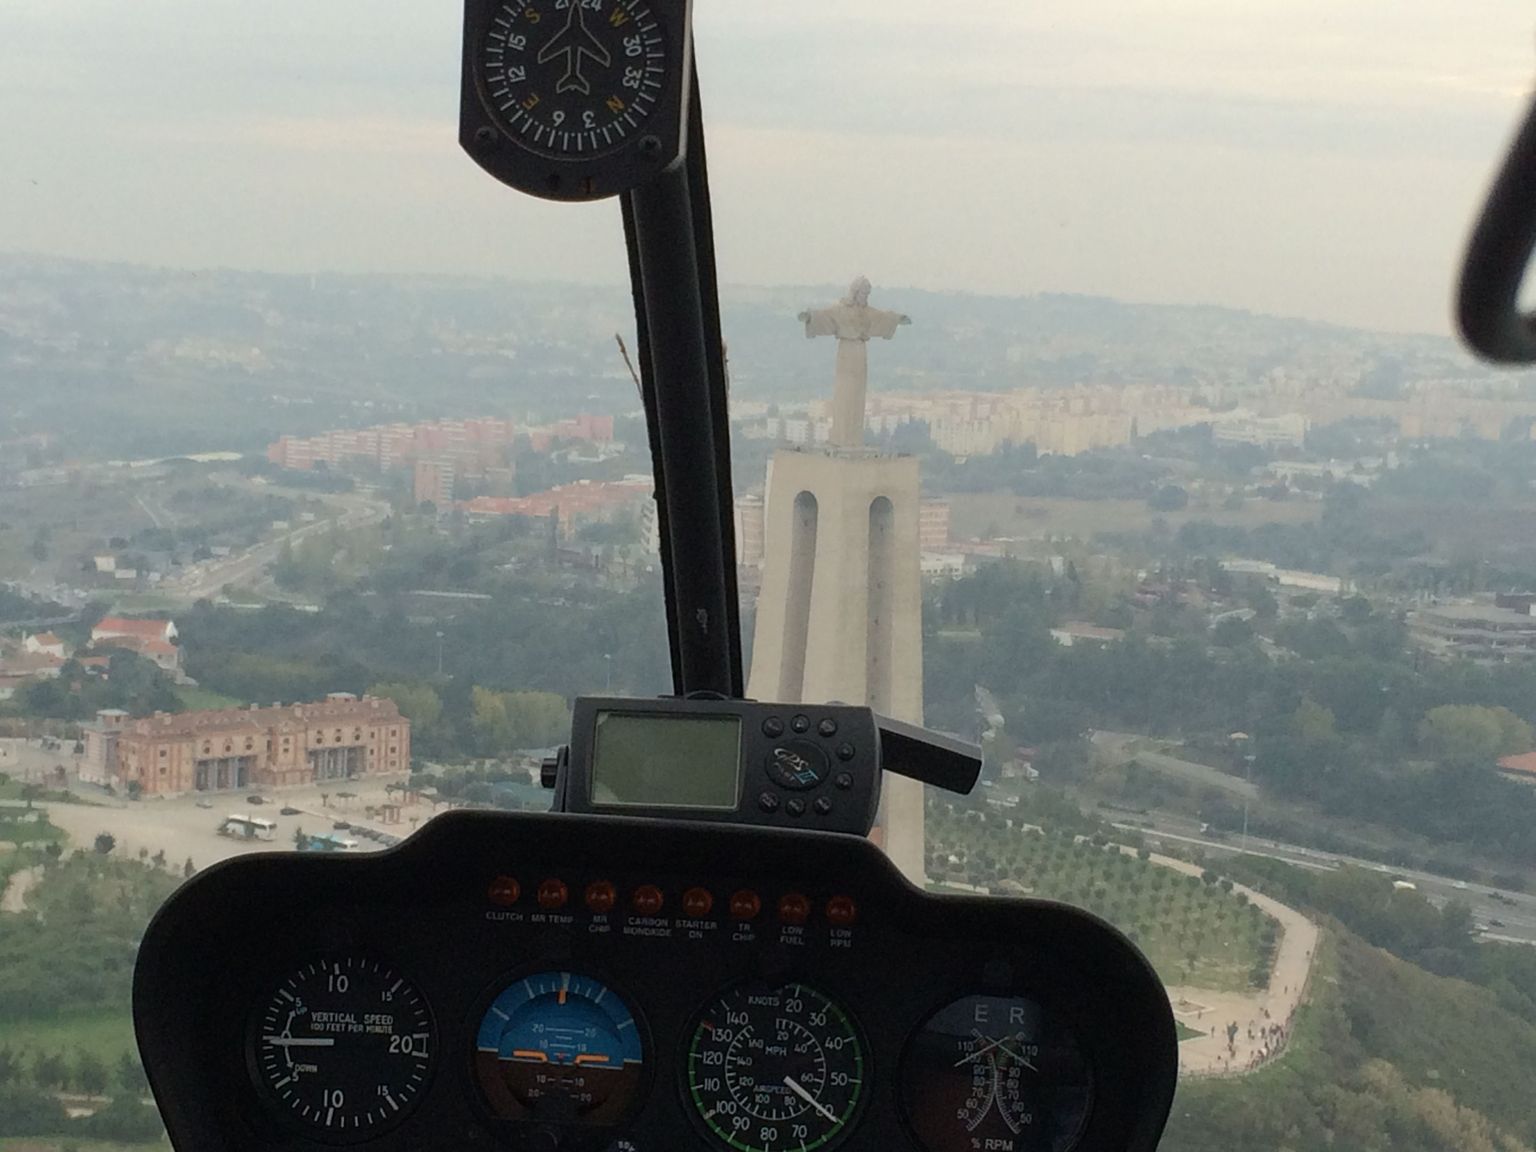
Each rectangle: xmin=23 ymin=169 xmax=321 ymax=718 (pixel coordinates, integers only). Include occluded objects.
xmin=845 ymin=275 xmax=872 ymax=308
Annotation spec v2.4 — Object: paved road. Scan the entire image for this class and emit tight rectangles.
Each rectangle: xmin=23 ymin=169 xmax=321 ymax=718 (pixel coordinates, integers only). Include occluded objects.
xmin=1118 ymin=811 xmax=1536 ymax=945
xmin=0 ymin=736 xmax=78 ymax=782
xmin=0 ymin=864 xmax=41 ymax=912
xmin=1091 ymin=730 xmax=1536 ymax=945
xmin=164 ymin=491 xmax=389 ymax=602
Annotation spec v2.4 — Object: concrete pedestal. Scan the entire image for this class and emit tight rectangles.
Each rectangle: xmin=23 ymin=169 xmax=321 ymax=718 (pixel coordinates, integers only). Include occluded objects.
xmin=747 ymin=447 xmax=926 ymax=883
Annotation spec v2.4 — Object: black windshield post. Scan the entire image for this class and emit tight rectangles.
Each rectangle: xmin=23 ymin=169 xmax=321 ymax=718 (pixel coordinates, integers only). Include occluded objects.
xmin=625 ymin=162 xmax=738 ymax=698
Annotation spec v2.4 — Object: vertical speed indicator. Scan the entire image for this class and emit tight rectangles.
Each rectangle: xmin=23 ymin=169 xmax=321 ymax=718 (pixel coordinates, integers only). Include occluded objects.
xmin=250 ymin=958 xmax=435 ymax=1142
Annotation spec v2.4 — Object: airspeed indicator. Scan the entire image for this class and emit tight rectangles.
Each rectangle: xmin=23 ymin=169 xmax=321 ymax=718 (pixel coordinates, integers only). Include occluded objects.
xmin=684 ymin=981 xmax=865 ymax=1152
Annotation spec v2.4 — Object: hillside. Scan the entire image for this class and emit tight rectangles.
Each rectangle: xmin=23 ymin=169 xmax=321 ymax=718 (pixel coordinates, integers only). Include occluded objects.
xmin=0 ymin=253 xmax=1498 ymax=458
xmin=1165 ymin=929 xmax=1536 ymax=1151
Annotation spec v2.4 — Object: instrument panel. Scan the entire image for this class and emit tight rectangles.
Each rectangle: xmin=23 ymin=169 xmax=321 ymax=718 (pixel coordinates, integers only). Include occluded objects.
xmin=134 ymin=811 xmax=1175 ymax=1152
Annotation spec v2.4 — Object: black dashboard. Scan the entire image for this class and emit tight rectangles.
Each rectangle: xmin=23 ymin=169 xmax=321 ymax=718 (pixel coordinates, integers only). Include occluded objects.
xmin=134 ymin=811 xmax=1176 ymax=1152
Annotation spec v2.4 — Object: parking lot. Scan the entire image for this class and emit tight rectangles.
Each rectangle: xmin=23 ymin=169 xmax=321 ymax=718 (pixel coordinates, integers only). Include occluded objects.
xmin=38 ymin=775 xmax=436 ymax=868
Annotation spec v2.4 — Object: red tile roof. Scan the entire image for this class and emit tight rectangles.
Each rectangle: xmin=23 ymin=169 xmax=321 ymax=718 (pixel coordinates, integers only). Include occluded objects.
xmin=92 ymin=616 xmax=175 ymax=642
xmin=122 ymin=695 xmax=403 ymax=739
xmin=1496 ymin=752 xmax=1536 ymax=777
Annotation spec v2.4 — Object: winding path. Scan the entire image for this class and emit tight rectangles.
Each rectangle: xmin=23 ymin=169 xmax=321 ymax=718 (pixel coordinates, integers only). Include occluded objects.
xmin=0 ymin=864 xmax=42 ymax=913
xmin=1142 ymin=849 xmax=1318 ymax=1077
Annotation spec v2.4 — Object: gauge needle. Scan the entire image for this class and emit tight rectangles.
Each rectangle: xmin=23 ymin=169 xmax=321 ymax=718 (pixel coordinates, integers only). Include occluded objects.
xmin=954 ymin=1032 xmax=1009 ymax=1068
xmin=989 ymin=1032 xmax=1040 ymax=1073
xmin=264 ymin=1038 xmax=337 ymax=1048
xmin=957 ymin=1030 xmax=1038 ymax=1072
xmin=783 ymin=1076 xmax=838 ymax=1123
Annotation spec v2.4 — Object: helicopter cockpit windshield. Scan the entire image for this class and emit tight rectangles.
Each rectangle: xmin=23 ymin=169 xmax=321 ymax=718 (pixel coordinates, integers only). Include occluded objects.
xmin=122 ymin=2 xmax=1185 ymax=1152
xmin=127 ymin=4 xmax=1184 ymax=1152
xmin=9 ymin=4 xmax=1536 ymax=1152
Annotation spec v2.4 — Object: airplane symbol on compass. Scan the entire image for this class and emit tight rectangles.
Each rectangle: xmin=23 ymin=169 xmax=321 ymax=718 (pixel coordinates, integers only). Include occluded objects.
xmin=537 ymin=1 xmax=612 ymax=95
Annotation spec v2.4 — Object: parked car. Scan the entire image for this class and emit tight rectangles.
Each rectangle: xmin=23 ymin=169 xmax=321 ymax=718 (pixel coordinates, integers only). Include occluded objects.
xmin=279 ymin=806 xmax=301 ymax=816
xmin=246 ymin=795 xmax=265 ymax=805
xmin=333 ymin=820 xmax=351 ymax=831
xmin=195 ymin=799 xmax=213 ymax=809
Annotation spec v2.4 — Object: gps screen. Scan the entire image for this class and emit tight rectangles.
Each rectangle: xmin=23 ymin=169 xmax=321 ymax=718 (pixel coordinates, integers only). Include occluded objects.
xmin=589 ymin=712 xmax=742 ymax=810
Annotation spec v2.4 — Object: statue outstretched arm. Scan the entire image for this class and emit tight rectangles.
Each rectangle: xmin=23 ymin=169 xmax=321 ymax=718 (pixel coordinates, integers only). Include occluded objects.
xmin=867 ymin=308 xmax=910 ymax=339
xmin=800 ymin=308 xmax=839 ymax=338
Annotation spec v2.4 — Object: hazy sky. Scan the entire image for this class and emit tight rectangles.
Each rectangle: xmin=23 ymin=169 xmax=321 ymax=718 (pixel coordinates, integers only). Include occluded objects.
xmin=2 ymin=0 xmax=1534 ymax=334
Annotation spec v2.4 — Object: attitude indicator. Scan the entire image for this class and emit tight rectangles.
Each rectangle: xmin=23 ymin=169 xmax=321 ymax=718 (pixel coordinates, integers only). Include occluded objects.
xmin=474 ymin=971 xmax=647 ymax=1125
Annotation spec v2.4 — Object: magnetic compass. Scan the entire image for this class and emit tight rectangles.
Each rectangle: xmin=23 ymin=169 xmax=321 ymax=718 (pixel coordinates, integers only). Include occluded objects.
xmin=461 ymin=0 xmax=692 ymax=200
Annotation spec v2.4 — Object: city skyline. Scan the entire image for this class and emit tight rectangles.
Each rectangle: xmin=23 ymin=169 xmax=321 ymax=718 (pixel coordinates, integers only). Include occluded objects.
xmin=4 ymin=2 xmax=1535 ymax=336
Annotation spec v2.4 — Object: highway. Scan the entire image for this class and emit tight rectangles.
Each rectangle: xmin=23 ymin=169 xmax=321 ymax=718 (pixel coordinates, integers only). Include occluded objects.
xmin=1115 ymin=810 xmax=1536 ymax=946
xmin=164 ymin=491 xmax=389 ymax=602
xmin=1089 ymin=729 xmax=1536 ymax=944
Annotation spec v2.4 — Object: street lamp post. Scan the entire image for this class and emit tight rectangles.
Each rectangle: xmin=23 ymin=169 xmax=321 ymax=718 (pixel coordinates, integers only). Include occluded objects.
xmin=604 ymin=653 xmax=613 ymax=693
xmin=1242 ymin=754 xmax=1256 ymax=850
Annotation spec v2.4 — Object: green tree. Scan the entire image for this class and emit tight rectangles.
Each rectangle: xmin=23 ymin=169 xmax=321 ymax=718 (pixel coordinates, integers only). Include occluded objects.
xmin=470 ymin=686 xmax=510 ymax=754
xmin=1419 ymin=704 xmax=1533 ymax=767
xmin=471 ymin=688 xmax=569 ymax=754
xmin=0 ymin=1084 xmax=68 ymax=1135
xmin=32 ymin=1052 xmax=68 ymax=1091
xmin=1245 ymin=584 xmax=1279 ymax=621
xmin=367 ymin=681 xmax=443 ymax=732
xmin=115 ymin=1052 xmax=149 ymax=1097
xmin=93 ymin=832 xmax=116 ymax=855
xmin=74 ymin=1050 xmax=108 ymax=1096
xmin=1291 ymin=697 xmax=1338 ymax=746
xmin=1210 ymin=616 xmax=1253 ymax=648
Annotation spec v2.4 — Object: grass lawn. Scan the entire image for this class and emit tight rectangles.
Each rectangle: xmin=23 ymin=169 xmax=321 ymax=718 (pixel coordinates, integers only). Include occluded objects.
xmin=0 ymin=814 xmax=64 ymax=846
xmin=2 ymin=1013 xmax=138 ymax=1066
xmin=173 ymin=685 xmax=242 ymax=711
xmin=928 ymin=806 xmax=1273 ymax=994
xmin=1175 ymin=1020 xmax=1206 ymax=1043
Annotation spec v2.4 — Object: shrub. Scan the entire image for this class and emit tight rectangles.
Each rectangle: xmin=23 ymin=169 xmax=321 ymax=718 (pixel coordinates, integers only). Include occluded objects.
xmin=0 ymin=1084 xmax=69 ymax=1136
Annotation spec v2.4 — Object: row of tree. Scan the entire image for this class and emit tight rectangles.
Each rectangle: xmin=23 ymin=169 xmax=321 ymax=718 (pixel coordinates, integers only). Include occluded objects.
xmin=0 ymin=1047 xmax=145 ymax=1098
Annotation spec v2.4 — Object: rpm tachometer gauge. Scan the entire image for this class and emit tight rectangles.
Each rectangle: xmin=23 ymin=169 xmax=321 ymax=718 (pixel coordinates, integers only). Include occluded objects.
xmin=685 ymin=981 xmax=865 ymax=1152
xmin=899 ymin=994 xmax=1091 ymax=1152
xmin=250 ymin=957 xmax=434 ymax=1142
